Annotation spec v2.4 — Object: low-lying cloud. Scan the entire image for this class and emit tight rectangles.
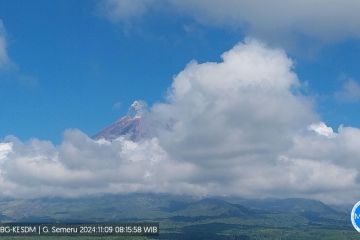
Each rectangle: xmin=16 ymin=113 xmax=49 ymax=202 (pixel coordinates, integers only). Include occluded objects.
xmin=1 ymin=39 xmax=360 ymax=204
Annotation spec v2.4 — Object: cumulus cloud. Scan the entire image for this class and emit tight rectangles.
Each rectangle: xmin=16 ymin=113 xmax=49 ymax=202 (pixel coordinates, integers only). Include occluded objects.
xmin=98 ymin=0 xmax=360 ymax=43
xmin=1 ymin=39 xmax=360 ymax=203
xmin=0 ymin=131 xmax=197 ymax=198
xmin=308 ymin=122 xmax=336 ymax=138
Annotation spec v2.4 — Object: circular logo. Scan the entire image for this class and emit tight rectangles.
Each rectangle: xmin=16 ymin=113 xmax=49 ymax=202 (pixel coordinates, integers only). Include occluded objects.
xmin=351 ymin=201 xmax=360 ymax=232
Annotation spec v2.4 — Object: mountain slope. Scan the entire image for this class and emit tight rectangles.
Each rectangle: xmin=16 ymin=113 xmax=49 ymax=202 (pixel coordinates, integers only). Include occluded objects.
xmin=93 ymin=100 xmax=149 ymax=141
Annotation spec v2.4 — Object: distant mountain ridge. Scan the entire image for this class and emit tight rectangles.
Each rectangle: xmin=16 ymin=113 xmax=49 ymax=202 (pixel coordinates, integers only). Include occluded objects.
xmin=224 ymin=197 xmax=338 ymax=215
xmin=0 ymin=193 xmax=348 ymax=222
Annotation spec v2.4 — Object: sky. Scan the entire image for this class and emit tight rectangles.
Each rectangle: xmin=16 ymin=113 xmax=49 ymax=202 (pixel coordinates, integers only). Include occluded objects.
xmin=1 ymin=0 xmax=360 ymax=203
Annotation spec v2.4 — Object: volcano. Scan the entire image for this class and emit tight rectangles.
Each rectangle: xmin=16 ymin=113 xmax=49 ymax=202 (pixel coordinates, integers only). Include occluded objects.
xmin=93 ymin=100 xmax=148 ymax=141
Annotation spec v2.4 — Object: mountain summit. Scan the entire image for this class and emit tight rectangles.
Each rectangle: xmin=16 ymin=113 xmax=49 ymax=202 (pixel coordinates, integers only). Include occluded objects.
xmin=93 ymin=100 xmax=148 ymax=141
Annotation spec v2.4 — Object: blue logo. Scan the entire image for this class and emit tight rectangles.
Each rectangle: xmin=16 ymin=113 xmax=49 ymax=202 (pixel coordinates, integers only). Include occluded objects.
xmin=351 ymin=201 xmax=360 ymax=232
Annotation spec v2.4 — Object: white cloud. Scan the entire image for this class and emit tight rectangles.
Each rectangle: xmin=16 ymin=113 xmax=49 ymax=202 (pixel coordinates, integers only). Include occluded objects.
xmin=1 ymin=131 xmax=197 ymax=198
xmin=0 ymin=143 xmax=12 ymax=160
xmin=0 ymin=21 xmax=37 ymax=86
xmin=308 ymin=122 xmax=336 ymax=138
xmin=335 ymin=79 xmax=360 ymax=103
xmin=98 ymin=0 xmax=155 ymax=23
xmin=1 ymin=39 xmax=360 ymax=203
xmin=0 ymin=20 xmax=12 ymax=69
xmin=98 ymin=0 xmax=360 ymax=43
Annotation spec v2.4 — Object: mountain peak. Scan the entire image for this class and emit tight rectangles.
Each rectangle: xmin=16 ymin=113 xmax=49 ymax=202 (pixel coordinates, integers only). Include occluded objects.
xmin=93 ymin=100 xmax=149 ymax=141
xmin=128 ymin=100 xmax=147 ymax=118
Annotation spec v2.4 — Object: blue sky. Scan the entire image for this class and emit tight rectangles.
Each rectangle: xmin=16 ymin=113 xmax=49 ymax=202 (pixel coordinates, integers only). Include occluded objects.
xmin=0 ymin=0 xmax=360 ymax=143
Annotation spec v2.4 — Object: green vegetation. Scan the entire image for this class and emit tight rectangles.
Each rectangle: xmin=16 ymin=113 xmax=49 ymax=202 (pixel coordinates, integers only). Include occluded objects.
xmin=0 ymin=194 xmax=359 ymax=239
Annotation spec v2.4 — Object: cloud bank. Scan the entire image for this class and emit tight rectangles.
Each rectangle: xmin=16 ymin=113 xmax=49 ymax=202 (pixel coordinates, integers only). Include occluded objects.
xmin=1 ymin=39 xmax=360 ymax=203
xmin=98 ymin=0 xmax=360 ymax=43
